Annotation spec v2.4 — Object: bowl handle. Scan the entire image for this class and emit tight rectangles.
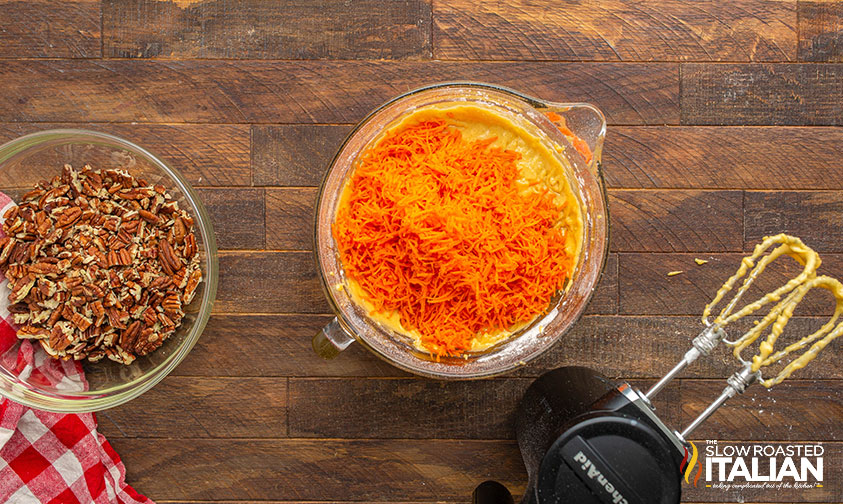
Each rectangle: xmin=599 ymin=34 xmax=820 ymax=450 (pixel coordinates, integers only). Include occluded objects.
xmin=538 ymin=102 xmax=606 ymax=176
xmin=312 ymin=317 xmax=356 ymax=359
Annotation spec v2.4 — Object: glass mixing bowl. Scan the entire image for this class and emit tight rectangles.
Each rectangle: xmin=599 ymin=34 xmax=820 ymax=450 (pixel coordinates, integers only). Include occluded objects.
xmin=0 ymin=130 xmax=218 ymax=412
xmin=313 ymin=83 xmax=609 ymax=379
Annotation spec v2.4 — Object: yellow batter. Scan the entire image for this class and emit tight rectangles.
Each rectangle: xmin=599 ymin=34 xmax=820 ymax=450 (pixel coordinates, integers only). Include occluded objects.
xmin=337 ymin=103 xmax=584 ymax=355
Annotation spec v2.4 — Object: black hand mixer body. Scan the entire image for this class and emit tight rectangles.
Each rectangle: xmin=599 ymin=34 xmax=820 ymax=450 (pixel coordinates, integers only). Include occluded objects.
xmin=475 ymin=366 xmax=687 ymax=504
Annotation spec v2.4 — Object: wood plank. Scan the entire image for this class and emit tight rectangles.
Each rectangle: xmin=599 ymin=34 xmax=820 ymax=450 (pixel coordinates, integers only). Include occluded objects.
xmin=289 ymin=378 xmax=532 ymax=439
xmin=0 ymin=123 xmax=251 ymax=187
xmin=0 ymin=61 xmax=679 ymax=125
xmin=745 ymin=191 xmax=843 ymax=252
xmin=681 ymin=63 xmax=843 ymax=125
xmin=103 ymin=0 xmax=432 ymax=59
xmin=525 ymin=315 xmax=843 ymax=381
xmin=196 ymin=188 xmax=265 ymax=250
xmin=111 ymin=438 xmax=527 ymax=501
xmin=680 ymin=379 xmax=843 ymax=441
xmin=604 ymin=126 xmax=843 ymax=190
xmin=681 ymin=442 xmax=842 ymax=502
xmin=214 ymin=250 xmax=617 ymax=316
xmin=287 ymin=127 xmax=831 ymax=196
xmin=97 ymin=377 xmax=286 ymax=438
xmin=610 ymin=190 xmax=743 ymax=252
xmin=0 ymin=0 xmax=100 ymax=58
xmin=172 ymin=314 xmax=410 ymax=378
xmin=288 ymin=378 xmax=678 ymax=439
xmin=433 ymin=0 xmax=795 ymax=61
xmin=799 ymin=0 xmax=843 ymax=61
xmin=215 ymin=252 xmax=326 ymax=314
xmin=585 ymin=253 xmax=618 ymax=315
xmin=171 ymin=314 xmax=842 ymax=380
xmin=265 ymin=188 xmax=317 ymax=251
xmin=252 ymin=125 xmax=351 ymax=187
xmin=619 ymin=252 xmax=843 ymax=315
xmin=112 ymin=438 xmax=843 ymax=502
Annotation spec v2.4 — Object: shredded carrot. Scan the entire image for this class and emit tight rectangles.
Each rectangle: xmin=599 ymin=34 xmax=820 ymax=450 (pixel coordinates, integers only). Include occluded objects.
xmin=544 ymin=112 xmax=593 ymax=164
xmin=333 ymin=118 xmax=575 ymax=356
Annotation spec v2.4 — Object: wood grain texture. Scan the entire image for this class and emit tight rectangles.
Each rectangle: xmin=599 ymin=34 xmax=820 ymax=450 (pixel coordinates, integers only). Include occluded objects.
xmin=98 ymin=377 xmax=286 ymax=438
xmin=585 ymin=253 xmax=618 ymax=315
xmin=433 ymin=0 xmax=796 ymax=62
xmin=258 ymin=125 xmax=843 ymax=190
xmin=681 ymin=63 xmax=843 ymax=125
xmin=254 ymin=125 xmax=843 ymax=194
xmin=288 ymin=378 xmax=678 ymax=439
xmin=196 ymin=188 xmax=265 ymax=250
xmin=111 ymin=438 xmax=527 ymax=501
xmin=289 ymin=378 xmax=532 ymax=439
xmin=0 ymin=0 xmax=100 ymax=58
xmin=799 ymin=0 xmax=843 ymax=61
xmin=0 ymin=123 xmax=250 ymax=187
xmin=171 ymin=314 xmax=410 ymax=378
xmin=605 ymin=126 xmax=843 ymax=189
xmin=745 ymin=191 xmax=843 ymax=252
xmin=610 ymin=190 xmax=743 ymax=252
xmin=252 ymin=125 xmax=351 ymax=186
xmin=526 ymin=315 xmax=843 ymax=381
xmin=619 ymin=253 xmax=843 ymax=315
xmin=215 ymin=252 xmax=325 ymax=314
xmin=0 ymin=61 xmax=679 ymax=125
xmin=266 ymin=188 xmax=317 ymax=250
xmin=168 ymin=314 xmax=842 ymax=380
xmin=103 ymin=0 xmax=432 ymax=60
xmin=680 ymin=379 xmax=843 ymax=441
xmin=112 ymin=439 xmax=843 ymax=502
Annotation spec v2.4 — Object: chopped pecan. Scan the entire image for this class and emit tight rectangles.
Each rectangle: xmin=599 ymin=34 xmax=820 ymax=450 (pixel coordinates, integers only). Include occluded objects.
xmin=183 ymin=268 xmax=202 ymax=304
xmin=119 ymin=320 xmax=141 ymax=350
xmin=172 ymin=217 xmax=186 ymax=244
xmin=9 ymin=274 xmax=35 ymax=303
xmin=138 ymin=209 xmax=158 ymax=224
xmin=54 ymin=207 xmax=82 ymax=228
xmin=183 ymin=232 xmax=197 ymax=259
xmin=2 ymin=164 xmax=202 ymax=364
xmin=158 ymin=238 xmax=182 ymax=272
xmin=18 ymin=325 xmax=49 ymax=339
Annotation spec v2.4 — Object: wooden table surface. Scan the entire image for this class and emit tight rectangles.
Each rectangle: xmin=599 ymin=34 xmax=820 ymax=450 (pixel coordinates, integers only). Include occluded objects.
xmin=2 ymin=1 xmax=843 ymax=503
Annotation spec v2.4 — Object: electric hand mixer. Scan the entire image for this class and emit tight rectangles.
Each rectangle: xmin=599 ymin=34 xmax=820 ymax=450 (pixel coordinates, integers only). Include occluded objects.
xmin=474 ymin=234 xmax=843 ymax=504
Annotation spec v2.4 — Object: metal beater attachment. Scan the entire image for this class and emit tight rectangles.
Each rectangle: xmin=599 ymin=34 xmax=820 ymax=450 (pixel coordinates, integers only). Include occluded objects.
xmin=644 ymin=234 xmax=843 ymax=439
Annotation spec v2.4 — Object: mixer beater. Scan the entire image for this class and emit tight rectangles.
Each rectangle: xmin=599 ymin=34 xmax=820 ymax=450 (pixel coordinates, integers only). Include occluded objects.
xmin=646 ymin=234 xmax=843 ymax=438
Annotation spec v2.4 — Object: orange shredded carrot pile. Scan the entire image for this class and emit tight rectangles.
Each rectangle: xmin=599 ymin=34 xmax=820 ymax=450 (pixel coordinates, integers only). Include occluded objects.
xmin=333 ymin=117 xmax=575 ymax=356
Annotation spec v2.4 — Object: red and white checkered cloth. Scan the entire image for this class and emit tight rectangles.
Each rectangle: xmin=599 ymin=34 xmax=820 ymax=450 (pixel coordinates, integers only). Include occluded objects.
xmin=0 ymin=192 xmax=153 ymax=504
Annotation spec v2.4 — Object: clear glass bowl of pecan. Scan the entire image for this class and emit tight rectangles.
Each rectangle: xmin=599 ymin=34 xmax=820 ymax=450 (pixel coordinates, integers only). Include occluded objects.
xmin=0 ymin=130 xmax=218 ymax=412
